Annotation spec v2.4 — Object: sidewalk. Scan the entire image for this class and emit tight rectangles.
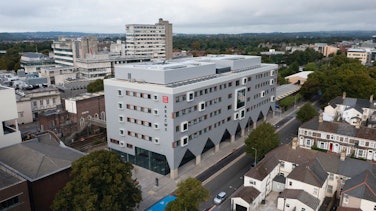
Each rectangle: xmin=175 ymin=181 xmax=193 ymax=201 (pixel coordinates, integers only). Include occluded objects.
xmin=135 ymin=105 xmax=301 ymax=211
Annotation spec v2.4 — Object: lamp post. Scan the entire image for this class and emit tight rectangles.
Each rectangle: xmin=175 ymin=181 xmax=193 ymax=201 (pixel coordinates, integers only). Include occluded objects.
xmin=251 ymin=147 xmax=257 ymax=167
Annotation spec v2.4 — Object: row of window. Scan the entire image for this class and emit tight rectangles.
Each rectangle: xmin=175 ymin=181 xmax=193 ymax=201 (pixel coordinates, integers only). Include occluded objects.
xmin=174 ymin=97 xmax=222 ymax=118
xmin=119 ymin=116 xmax=153 ymax=128
xmin=110 ymin=138 xmax=133 ymax=148
xmin=32 ymin=98 xmax=57 ymax=107
xmin=173 ymin=116 xmax=231 ymax=148
xmin=175 ymin=78 xmax=252 ymax=103
xmin=300 ymin=129 xmax=376 ymax=149
xmin=176 ymin=109 xmax=222 ymax=132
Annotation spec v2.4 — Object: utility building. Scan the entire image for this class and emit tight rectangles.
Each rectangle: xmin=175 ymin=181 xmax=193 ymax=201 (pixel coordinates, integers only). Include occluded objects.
xmin=104 ymin=55 xmax=277 ymax=178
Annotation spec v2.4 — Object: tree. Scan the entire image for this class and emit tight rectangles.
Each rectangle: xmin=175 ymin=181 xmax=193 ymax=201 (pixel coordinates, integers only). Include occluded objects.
xmin=165 ymin=177 xmax=209 ymax=211
xmin=296 ymin=103 xmax=318 ymax=123
xmin=245 ymin=122 xmax=279 ymax=161
xmin=87 ymin=79 xmax=104 ymax=93
xmin=52 ymin=150 xmax=142 ymax=211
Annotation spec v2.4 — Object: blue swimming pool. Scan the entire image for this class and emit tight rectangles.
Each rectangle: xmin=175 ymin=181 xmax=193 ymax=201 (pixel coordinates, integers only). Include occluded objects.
xmin=145 ymin=195 xmax=177 ymax=211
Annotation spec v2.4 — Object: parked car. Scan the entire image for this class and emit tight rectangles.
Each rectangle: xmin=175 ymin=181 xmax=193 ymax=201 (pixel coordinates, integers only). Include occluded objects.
xmin=213 ymin=192 xmax=226 ymax=204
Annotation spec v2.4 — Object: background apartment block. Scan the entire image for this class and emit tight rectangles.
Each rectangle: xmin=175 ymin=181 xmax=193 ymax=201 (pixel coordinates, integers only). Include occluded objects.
xmin=104 ymin=55 xmax=277 ymax=178
xmin=51 ymin=36 xmax=98 ymax=66
xmin=125 ymin=18 xmax=173 ymax=60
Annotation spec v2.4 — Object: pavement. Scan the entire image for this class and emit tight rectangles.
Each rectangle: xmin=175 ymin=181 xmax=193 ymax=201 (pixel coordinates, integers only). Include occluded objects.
xmin=135 ymin=104 xmax=301 ymax=211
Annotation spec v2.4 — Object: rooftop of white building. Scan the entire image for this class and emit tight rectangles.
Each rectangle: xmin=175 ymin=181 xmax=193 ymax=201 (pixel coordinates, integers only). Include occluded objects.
xmin=112 ymin=55 xmax=274 ymax=87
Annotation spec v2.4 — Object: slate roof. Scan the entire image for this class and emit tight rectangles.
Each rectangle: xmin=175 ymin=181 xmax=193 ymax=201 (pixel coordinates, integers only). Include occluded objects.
xmin=244 ymin=143 xmax=375 ymax=185
xmin=279 ymin=189 xmax=320 ymax=209
xmin=342 ymin=170 xmax=376 ymax=202
xmin=300 ymin=116 xmax=376 ymax=141
xmin=287 ymin=159 xmax=328 ymax=187
xmin=0 ymin=166 xmax=25 ymax=189
xmin=327 ymin=96 xmax=373 ymax=111
xmin=0 ymin=136 xmax=84 ymax=182
xmin=245 ymin=154 xmax=279 ymax=180
xmin=233 ymin=186 xmax=260 ymax=203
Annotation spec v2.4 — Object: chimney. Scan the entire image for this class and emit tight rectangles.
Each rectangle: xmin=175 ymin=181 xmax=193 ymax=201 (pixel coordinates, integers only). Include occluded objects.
xmin=292 ymin=137 xmax=298 ymax=150
xmin=370 ymin=95 xmax=374 ymax=103
xmin=340 ymin=149 xmax=346 ymax=161
xmin=342 ymin=92 xmax=346 ymax=99
xmin=319 ymin=113 xmax=323 ymax=123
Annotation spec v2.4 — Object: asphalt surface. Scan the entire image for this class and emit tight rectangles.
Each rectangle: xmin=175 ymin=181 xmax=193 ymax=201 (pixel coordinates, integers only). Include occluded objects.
xmin=197 ymin=112 xmax=303 ymax=211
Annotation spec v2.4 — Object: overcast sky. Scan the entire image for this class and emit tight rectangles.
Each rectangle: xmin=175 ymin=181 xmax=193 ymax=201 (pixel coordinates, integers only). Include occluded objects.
xmin=1 ymin=0 xmax=376 ymax=34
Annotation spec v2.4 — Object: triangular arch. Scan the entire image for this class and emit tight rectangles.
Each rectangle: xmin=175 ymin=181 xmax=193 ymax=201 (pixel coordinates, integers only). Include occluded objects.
xmin=178 ymin=149 xmax=195 ymax=168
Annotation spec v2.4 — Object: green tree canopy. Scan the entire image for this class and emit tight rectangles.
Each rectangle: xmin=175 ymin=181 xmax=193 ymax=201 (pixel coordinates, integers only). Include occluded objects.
xmin=52 ymin=150 xmax=142 ymax=211
xmin=165 ymin=177 xmax=210 ymax=211
xmin=245 ymin=122 xmax=280 ymax=161
xmin=87 ymin=79 xmax=104 ymax=93
xmin=296 ymin=103 xmax=318 ymax=123
xmin=300 ymin=55 xmax=376 ymax=105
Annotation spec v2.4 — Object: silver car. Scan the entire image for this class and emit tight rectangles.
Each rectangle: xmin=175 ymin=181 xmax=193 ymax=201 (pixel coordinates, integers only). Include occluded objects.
xmin=213 ymin=192 xmax=226 ymax=204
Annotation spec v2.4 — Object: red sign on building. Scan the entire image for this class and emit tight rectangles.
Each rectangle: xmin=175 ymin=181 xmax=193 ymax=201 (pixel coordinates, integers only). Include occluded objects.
xmin=162 ymin=96 xmax=168 ymax=103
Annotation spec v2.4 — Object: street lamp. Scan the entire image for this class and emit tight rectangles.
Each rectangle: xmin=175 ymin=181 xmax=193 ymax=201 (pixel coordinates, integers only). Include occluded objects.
xmin=251 ymin=147 xmax=257 ymax=167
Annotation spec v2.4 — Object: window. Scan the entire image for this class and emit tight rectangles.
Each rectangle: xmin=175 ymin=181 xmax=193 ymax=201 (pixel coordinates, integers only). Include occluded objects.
xmin=199 ymin=102 xmax=205 ymax=111
xmin=270 ymin=95 xmax=275 ymax=102
xmin=234 ymin=112 xmax=239 ymax=120
xmin=0 ymin=196 xmax=19 ymax=210
xmin=301 ymin=208 xmax=306 ymax=211
xmin=242 ymin=77 xmax=247 ymax=85
xmin=153 ymin=108 xmax=159 ymax=115
xmin=153 ymin=123 xmax=159 ymax=129
xmin=118 ymin=102 xmax=123 ymax=109
xmin=239 ymin=109 xmax=245 ymax=119
xmin=313 ymin=188 xmax=318 ymax=196
xmin=228 ymin=93 xmax=232 ymax=99
xmin=343 ymin=194 xmax=349 ymax=204
xmin=154 ymin=138 xmax=160 ymax=144
xmin=153 ymin=94 xmax=159 ymax=101
xmin=260 ymin=90 xmax=265 ymax=97
xmin=329 ymin=173 xmax=334 ymax=180
xmin=119 ymin=129 xmax=125 ymax=136
xmin=117 ymin=89 xmax=123 ymax=96
xmin=119 ymin=115 xmax=124 ymax=122
xmin=181 ymin=121 xmax=188 ymax=132
xmin=327 ymin=185 xmax=333 ymax=194
xmin=40 ymin=99 xmax=43 ymax=106
xmin=181 ymin=136 xmax=188 ymax=147
xmin=249 ymin=180 xmax=256 ymax=185
xmin=235 ymin=80 xmax=240 ymax=86
xmin=289 ymin=181 xmax=292 ymax=186
xmin=187 ymin=91 xmax=194 ymax=102
xmin=270 ymin=79 xmax=274 ymax=85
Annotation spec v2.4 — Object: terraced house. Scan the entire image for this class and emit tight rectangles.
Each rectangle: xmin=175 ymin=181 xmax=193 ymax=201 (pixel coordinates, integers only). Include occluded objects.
xmin=298 ymin=93 xmax=376 ymax=161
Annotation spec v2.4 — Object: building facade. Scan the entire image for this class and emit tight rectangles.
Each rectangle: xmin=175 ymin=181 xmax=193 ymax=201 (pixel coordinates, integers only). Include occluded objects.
xmin=64 ymin=92 xmax=105 ymax=129
xmin=298 ymin=95 xmax=376 ymax=161
xmin=20 ymin=52 xmax=55 ymax=73
xmin=125 ymin=18 xmax=173 ymax=60
xmin=104 ymin=55 xmax=277 ymax=178
xmin=16 ymin=87 xmax=61 ymax=122
xmin=0 ymin=86 xmax=21 ymax=148
xmin=347 ymin=48 xmax=369 ymax=65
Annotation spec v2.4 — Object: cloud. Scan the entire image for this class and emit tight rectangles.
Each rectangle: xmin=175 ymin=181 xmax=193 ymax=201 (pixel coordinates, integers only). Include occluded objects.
xmin=0 ymin=0 xmax=375 ymax=33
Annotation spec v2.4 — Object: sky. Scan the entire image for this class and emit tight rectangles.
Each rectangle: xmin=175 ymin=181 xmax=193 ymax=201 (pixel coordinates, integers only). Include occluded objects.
xmin=1 ymin=0 xmax=376 ymax=34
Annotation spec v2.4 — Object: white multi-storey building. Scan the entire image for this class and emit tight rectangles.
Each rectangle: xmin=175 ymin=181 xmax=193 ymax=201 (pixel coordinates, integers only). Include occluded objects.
xmin=0 ymin=85 xmax=21 ymax=148
xmin=125 ymin=18 xmax=173 ymax=60
xmin=104 ymin=55 xmax=277 ymax=178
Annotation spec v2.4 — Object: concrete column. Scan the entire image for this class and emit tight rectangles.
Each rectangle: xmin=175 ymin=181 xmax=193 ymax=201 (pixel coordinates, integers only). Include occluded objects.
xmin=253 ymin=122 xmax=257 ymax=129
xmin=170 ymin=168 xmax=178 ymax=179
xmin=231 ymin=134 xmax=236 ymax=143
xmin=195 ymin=154 xmax=201 ymax=165
xmin=215 ymin=144 xmax=220 ymax=152
xmin=241 ymin=128 xmax=245 ymax=137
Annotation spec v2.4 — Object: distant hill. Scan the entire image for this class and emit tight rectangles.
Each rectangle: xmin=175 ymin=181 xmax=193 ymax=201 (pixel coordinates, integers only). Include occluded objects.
xmin=1 ymin=31 xmax=375 ymax=42
xmin=0 ymin=32 xmax=124 ymax=42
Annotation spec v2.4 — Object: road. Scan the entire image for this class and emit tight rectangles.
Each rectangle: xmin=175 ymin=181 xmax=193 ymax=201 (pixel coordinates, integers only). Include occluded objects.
xmin=198 ymin=112 xmax=302 ymax=211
